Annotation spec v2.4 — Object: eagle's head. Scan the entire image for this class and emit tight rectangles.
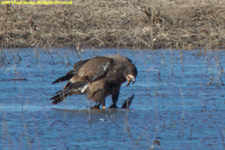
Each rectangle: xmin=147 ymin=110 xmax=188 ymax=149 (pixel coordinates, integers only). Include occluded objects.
xmin=124 ymin=64 xmax=138 ymax=86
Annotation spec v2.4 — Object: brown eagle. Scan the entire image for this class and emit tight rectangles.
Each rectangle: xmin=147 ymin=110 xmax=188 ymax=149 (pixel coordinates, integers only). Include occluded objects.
xmin=50 ymin=55 xmax=137 ymax=109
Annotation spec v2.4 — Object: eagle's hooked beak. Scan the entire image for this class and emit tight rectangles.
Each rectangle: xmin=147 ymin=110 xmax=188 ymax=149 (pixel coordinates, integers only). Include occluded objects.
xmin=126 ymin=74 xmax=136 ymax=86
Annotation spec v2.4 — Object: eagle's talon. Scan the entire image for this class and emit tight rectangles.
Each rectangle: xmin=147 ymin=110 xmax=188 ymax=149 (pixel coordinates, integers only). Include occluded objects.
xmin=90 ymin=104 xmax=100 ymax=109
xmin=109 ymin=104 xmax=118 ymax=108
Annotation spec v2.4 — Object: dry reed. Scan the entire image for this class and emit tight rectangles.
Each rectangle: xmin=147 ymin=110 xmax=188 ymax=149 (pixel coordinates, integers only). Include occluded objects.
xmin=0 ymin=0 xmax=225 ymax=49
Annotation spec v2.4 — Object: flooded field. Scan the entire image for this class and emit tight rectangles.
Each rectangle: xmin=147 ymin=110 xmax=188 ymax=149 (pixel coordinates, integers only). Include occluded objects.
xmin=0 ymin=48 xmax=225 ymax=150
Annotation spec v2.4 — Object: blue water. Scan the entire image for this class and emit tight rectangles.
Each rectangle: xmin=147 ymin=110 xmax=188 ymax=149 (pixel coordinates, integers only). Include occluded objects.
xmin=0 ymin=48 xmax=225 ymax=150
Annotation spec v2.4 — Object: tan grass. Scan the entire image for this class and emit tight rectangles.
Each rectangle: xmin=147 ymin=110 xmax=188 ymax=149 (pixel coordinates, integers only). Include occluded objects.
xmin=0 ymin=0 xmax=225 ymax=49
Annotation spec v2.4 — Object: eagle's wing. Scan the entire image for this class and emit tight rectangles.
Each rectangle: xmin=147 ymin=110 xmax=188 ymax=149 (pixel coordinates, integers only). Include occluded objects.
xmin=70 ymin=56 xmax=113 ymax=83
xmin=52 ymin=70 xmax=75 ymax=84
xmin=52 ymin=57 xmax=113 ymax=84
xmin=51 ymin=56 xmax=114 ymax=104
xmin=52 ymin=59 xmax=89 ymax=84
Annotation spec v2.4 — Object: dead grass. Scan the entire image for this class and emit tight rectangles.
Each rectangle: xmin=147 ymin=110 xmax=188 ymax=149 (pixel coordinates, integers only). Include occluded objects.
xmin=0 ymin=0 xmax=225 ymax=49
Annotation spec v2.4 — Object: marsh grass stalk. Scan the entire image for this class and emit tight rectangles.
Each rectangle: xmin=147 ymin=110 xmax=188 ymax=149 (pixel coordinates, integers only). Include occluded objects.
xmin=170 ymin=49 xmax=174 ymax=77
xmin=215 ymin=53 xmax=224 ymax=87
xmin=74 ymin=44 xmax=82 ymax=60
xmin=63 ymin=49 xmax=72 ymax=66
xmin=87 ymin=99 xmax=93 ymax=127
xmin=106 ymin=113 xmax=121 ymax=128
xmin=20 ymin=114 xmax=32 ymax=149
xmin=124 ymin=118 xmax=135 ymax=149
xmin=189 ymin=123 xmax=194 ymax=140
xmin=31 ymin=117 xmax=41 ymax=150
xmin=145 ymin=128 xmax=151 ymax=149
xmin=13 ymin=49 xmax=22 ymax=64
xmin=34 ymin=48 xmax=39 ymax=64
xmin=21 ymin=96 xmax=29 ymax=112
xmin=0 ymin=48 xmax=5 ymax=64
xmin=43 ymin=106 xmax=69 ymax=149
xmin=13 ymin=67 xmax=19 ymax=81
xmin=0 ymin=49 xmax=10 ymax=65
xmin=179 ymin=87 xmax=185 ymax=139
xmin=134 ymin=130 xmax=146 ymax=145
xmin=179 ymin=50 xmax=184 ymax=72
xmin=38 ymin=60 xmax=44 ymax=81
xmin=1 ymin=110 xmax=12 ymax=149
xmin=46 ymin=48 xmax=55 ymax=65
xmin=214 ymin=122 xmax=225 ymax=150
xmin=202 ymin=99 xmax=207 ymax=112
xmin=122 ymin=101 xmax=135 ymax=149
xmin=143 ymin=51 xmax=152 ymax=96
xmin=56 ymin=49 xmax=64 ymax=64
xmin=134 ymin=127 xmax=158 ymax=149
xmin=153 ymin=96 xmax=159 ymax=137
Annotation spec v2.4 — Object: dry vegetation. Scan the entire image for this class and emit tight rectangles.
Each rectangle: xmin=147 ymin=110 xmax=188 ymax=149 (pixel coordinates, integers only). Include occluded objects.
xmin=0 ymin=0 xmax=225 ymax=49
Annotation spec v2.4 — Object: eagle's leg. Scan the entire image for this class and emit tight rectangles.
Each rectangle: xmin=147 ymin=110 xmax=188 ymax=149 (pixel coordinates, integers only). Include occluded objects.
xmin=90 ymin=99 xmax=105 ymax=109
xmin=90 ymin=103 xmax=100 ymax=109
xmin=100 ymin=99 xmax=106 ymax=109
xmin=109 ymin=91 xmax=119 ymax=108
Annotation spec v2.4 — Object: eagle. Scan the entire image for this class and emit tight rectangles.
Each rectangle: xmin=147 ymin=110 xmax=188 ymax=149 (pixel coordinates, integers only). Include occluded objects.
xmin=50 ymin=55 xmax=138 ymax=109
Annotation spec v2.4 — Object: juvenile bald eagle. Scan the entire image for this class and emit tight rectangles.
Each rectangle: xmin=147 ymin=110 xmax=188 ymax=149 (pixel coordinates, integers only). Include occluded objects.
xmin=50 ymin=55 xmax=137 ymax=109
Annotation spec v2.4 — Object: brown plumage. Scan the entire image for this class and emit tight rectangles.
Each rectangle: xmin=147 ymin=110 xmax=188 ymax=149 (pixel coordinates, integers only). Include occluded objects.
xmin=50 ymin=55 xmax=138 ymax=109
